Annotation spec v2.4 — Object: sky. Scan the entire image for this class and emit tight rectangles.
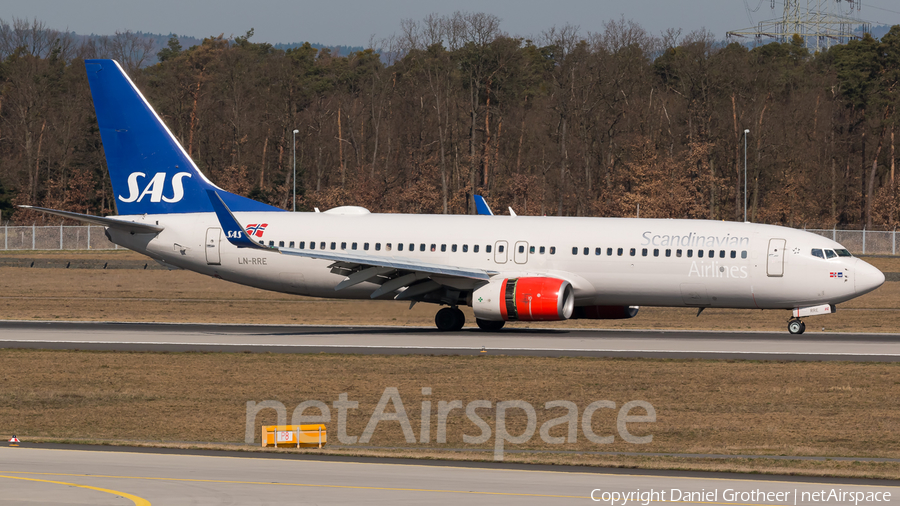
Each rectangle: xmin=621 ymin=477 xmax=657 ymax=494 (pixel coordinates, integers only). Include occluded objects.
xmin=3 ymin=0 xmax=899 ymax=48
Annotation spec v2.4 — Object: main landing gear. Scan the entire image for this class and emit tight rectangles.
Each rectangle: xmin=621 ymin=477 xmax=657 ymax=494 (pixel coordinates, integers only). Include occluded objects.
xmin=787 ymin=319 xmax=806 ymax=335
xmin=435 ymin=307 xmax=465 ymax=331
xmin=475 ymin=318 xmax=505 ymax=331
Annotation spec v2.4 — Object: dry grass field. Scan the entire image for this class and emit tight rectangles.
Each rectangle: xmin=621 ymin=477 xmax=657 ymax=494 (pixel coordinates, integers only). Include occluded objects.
xmin=1 ymin=250 xmax=899 ymax=479
xmin=1 ymin=250 xmax=898 ymax=331
xmin=0 ymin=350 xmax=898 ymax=479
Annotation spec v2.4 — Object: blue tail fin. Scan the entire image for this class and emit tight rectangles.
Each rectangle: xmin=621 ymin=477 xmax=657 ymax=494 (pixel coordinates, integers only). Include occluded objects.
xmin=85 ymin=59 xmax=282 ymax=215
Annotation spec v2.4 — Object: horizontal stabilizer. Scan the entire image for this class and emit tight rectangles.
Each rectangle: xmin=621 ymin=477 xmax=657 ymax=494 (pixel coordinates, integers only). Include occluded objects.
xmin=18 ymin=206 xmax=164 ymax=234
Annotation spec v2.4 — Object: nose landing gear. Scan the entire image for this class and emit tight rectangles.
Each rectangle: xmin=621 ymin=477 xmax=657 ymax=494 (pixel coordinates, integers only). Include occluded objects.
xmin=435 ymin=307 xmax=465 ymax=331
xmin=787 ymin=319 xmax=806 ymax=335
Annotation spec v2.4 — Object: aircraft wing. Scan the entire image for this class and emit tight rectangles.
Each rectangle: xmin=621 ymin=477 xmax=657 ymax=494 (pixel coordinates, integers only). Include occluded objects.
xmin=206 ymin=190 xmax=495 ymax=299
xmin=17 ymin=206 xmax=164 ymax=234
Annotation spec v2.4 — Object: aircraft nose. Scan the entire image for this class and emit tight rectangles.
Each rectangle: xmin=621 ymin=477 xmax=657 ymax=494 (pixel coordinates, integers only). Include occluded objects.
xmin=854 ymin=259 xmax=885 ymax=295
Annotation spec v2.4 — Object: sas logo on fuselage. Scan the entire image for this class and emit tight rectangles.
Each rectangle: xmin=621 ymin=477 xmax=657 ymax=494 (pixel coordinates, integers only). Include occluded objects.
xmin=118 ymin=172 xmax=192 ymax=203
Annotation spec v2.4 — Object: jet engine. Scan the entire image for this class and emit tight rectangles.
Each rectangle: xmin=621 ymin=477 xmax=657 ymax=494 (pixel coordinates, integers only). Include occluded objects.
xmin=471 ymin=277 xmax=575 ymax=321
xmin=571 ymin=305 xmax=639 ymax=319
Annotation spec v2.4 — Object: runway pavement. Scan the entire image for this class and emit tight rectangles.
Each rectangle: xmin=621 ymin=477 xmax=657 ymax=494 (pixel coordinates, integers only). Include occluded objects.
xmin=0 ymin=445 xmax=896 ymax=505
xmin=1 ymin=321 xmax=899 ymax=361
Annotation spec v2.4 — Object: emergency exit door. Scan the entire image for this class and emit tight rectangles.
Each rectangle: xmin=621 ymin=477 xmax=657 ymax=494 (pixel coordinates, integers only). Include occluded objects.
xmin=767 ymin=238 xmax=785 ymax=277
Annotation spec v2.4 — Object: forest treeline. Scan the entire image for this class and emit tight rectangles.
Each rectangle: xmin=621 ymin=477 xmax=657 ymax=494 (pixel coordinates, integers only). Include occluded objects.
xmin=1 ymin=14 xmax=899 ymax=228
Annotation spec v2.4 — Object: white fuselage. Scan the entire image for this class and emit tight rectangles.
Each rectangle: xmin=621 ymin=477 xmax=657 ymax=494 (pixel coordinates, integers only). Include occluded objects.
xmin=106 ymin=211 xmax=884 ymax=312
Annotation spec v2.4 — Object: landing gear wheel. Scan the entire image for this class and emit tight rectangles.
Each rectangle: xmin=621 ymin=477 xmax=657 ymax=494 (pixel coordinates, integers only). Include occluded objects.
xmin=435 ymin=307 xmax=465 ymax=331
xmin=787 ymin=319 xmax=805 ymax=335
xmin=476 ymin=318 xmax=505 ymax=331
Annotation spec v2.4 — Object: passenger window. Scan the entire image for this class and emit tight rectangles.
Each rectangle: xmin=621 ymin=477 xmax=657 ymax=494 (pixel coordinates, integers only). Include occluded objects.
xmin=529 ymin=246 xmax=535 ymax=254
xmin=486 ymin=245 xmax=492 ymax=253
xmin=676 ymin=249 xmax=682 ymax=257
xmin=653 ymin=249 xmax=659 ymax=257
xmin=398 ymin=243 xmax=403 ymax=251
xmin=341 ymin=242 xmax=347 ymax=250
xmin=352 ymin=242 xmax=358 ymax=250
xmin=641 ymin=248 xmax=647 ymax=257
xmin=375 ymin=243 xmax=381 ymax=251
xmin=607 ymin=248 xmax=613 ymax=256
xmin=330 ymin=242 xmax=336 ymax=250
xmin=719 ymin=250 xmax=725 ymax=258
xmin=463 ymin=244 xmax=469 ymax=253
xmin=320 ymin=242 xmax=326 ymax=250
xmin=595 ymin=248 xmax=602 ymax=255
xmin=549 ymin=247 xmax=555 ymax=255
xmin=617 ymin=248 xmax=623 ymax=256
xmin=741 ymin=251 xmax=747 ymax=259
xmin=410 ymin=243 xmax=415 ymax=251
xmin=572 ymin=247 xmax=578 ymax=255
xmin=687 ymin=249 xmax=693 ymax=258
xmin=698 ymin=250 xmax=704 ymax=258
xmin=386 ymin=243 xmax=392 ymax=251
xmin=289 ymin=241 xmax=295 ymax=248
xmin=665 ymin=249 xmax=671 ymax=257
xmin=364 ymin=243 xmax=370 ymax=251
xmin=539 ymin=246 xmax=545 ymax=254
xmin=474 ymin=245 xmax=480 ymax=253
xmin=708 ymin=250 xmax=714 ymax=258
xmin=518 ymin=245 xmax=525 ymax=253
xmin=730 ymin=250 xmax=736 ymax=258
xmin=630 ymin=248 xmax=636 ymax=256
xmin=269 ymin=241 xmax=275 ymax=247
xmin=825 ymin=249 xmax=837 ymax=259
xmin=299 ymin=241 xmax=305 ymax=249
xmin=310 ymin=241 xmax=316 ymax=250
xmin=811 ymin=248 xmax=824 ymax=259
xmin=441 ymin=244 xmax=446 ymax=252
xmin=452 ymin=245 xmax=458 ymax=252
xmin=279 ymin=241 xmax=285 ymax=247
xmin=430 ymin=244 xmax=436 ymax=252
xmin=420 ymin=244 xmax=426 ymax=252
xmin=497 ymin=245 xmax=503 ymax=253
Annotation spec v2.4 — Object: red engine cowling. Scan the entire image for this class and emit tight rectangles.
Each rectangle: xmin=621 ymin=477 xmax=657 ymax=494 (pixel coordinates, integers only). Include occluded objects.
xmin=571 ymin=305 xmax=639 ymax=320
xmin=471 ymin=277 xmax=575 ymax=321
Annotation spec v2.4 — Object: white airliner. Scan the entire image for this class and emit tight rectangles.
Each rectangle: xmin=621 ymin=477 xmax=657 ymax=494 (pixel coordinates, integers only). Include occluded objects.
xmin=22 ymin=60 xmax=885 ymax=334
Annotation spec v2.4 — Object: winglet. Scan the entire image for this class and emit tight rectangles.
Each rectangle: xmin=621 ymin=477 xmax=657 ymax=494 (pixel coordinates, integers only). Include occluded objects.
xmin=474 ymin=195 xmax=493 ymax=216
xmin=206 ymin=190 xmax=272 ymax=251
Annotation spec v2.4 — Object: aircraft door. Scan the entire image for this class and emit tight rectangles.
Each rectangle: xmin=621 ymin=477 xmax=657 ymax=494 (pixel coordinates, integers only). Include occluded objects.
xmin=514 ymin=241 xmax=529 ymax=264
xmin=206 ymin=227 xmax=221 ymax=265
xmin=494 ymin=240 xmax=508 ymax=264
xmin=767 ymin=238 xmax=785 ymax=277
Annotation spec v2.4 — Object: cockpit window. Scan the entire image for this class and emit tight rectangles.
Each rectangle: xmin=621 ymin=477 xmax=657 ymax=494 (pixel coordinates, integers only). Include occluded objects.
xmin=811 ymin=248 xmax=824 ymax=259
xmin=835 ymin=249 xmax=852 ymax=257
xmin=824 ymin=249 xmax=837 ymax=259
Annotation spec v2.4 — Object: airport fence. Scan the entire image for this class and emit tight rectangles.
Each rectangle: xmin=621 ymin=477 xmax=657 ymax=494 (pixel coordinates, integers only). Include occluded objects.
xmin=803 ymin=228 xmax=898 ymax=256
xmin=0 ymin=224 xmax=897 ymax=255
xmin=0 ymin=224 xmax=118 ymax=250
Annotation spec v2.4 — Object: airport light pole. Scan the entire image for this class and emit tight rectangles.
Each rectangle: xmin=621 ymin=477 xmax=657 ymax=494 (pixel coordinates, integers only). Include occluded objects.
xmin=292 ymin=129 xmax=299 ymax=212
xmin=744 ymin=129 xmax=750 ymax=222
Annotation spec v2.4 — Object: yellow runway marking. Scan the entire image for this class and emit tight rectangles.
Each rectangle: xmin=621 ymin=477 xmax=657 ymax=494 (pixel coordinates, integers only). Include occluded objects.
xmin=3 ymin=471 xmax=585 ymax=500
xmin=0 ymin=474 xmax=151 ymax=505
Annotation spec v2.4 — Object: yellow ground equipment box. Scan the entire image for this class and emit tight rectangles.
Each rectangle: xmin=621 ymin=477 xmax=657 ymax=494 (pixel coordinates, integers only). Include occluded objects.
xmin=261 ymin=424 xmax=326 ymax=448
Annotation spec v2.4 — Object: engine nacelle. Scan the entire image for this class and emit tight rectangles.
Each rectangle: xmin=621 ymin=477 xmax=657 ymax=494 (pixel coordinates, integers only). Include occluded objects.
xmin=471 ymin=277 xmax=575 ymax=322
xmin=571 ymin=305 xmax=639 ymax=320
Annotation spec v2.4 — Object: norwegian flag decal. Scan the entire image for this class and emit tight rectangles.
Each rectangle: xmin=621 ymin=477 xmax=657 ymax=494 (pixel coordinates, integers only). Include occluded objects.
xmin=245 ymin=223 xmax=268 ymax=238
